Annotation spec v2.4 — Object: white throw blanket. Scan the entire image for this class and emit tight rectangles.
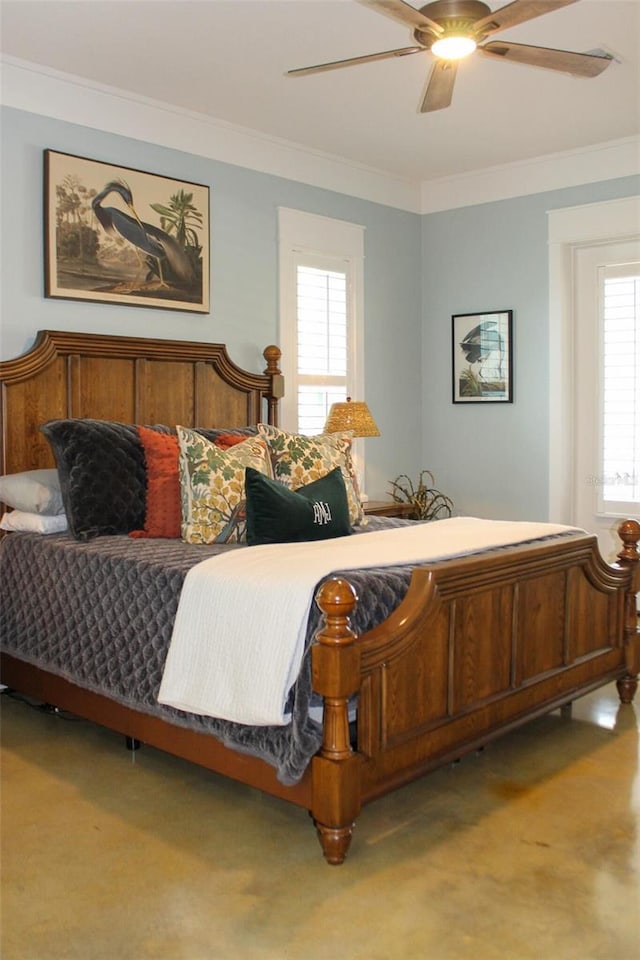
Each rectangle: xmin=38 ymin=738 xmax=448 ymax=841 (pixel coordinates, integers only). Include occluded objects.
xmin=158 ymin=517 xmax=578 ymax=727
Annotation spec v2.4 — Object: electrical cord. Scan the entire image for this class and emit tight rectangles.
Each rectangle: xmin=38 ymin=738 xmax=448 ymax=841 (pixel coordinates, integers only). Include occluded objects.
xmin=0 ymin=687 xmax=84 ymax=722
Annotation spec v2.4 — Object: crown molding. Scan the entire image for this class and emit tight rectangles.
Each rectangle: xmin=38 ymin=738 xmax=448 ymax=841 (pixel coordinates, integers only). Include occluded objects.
xmin=420 ymin=136 xmax=640 ymax=214
xmin=0 ymin=55 xmax=421 ymax=213
xmin=2 ymin=55 xmax=637 ymax=217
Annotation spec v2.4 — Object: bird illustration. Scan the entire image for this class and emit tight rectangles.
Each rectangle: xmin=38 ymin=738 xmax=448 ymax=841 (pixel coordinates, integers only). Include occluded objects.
xmin=91 ymin=179 xmax=194 ymax=287
xmin=460 ymin=321 xmax=505 ymax=382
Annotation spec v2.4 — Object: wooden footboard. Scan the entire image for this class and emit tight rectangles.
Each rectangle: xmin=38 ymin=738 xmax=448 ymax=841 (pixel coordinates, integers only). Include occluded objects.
xmin=310 ymin=522 xmax=640 ymax=864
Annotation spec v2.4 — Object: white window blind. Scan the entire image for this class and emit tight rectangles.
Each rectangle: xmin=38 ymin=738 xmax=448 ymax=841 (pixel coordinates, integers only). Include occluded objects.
xmin=278 ymin=208 xmax=364 ymax=436
xmin=599 ymin=264 xmax=640 ymax=514
xmin=296 ymin=262 xmax=348 ymax=434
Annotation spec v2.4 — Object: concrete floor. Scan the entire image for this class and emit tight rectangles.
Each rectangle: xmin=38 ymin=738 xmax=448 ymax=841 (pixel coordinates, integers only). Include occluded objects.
xmin=1 ymin=683 xmax=638 ymax=960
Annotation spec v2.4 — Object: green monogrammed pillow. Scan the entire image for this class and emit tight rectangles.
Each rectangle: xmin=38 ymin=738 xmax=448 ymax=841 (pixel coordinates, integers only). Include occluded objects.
xmin=245 ymin=467 xmax=352 ymax=546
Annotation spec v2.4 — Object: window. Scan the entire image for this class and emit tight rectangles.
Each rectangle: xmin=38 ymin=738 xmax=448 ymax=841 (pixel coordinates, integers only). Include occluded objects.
xmin=278 ymin=208 xmax=364 ymax=435
xmin=548 ymin=197 xmax=640 ymax=561
xmin=599 ymin=265 xmax=640 ymax=514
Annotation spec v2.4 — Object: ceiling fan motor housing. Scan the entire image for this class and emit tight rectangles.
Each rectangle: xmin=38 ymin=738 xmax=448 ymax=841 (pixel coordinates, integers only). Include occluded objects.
xmin=415 ymin=0 xmax=492 ymax=47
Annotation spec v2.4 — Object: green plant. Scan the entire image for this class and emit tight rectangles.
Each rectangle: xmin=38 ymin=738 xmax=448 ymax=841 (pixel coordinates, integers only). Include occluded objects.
xmin=150 ymin=190 xmax=204 ymax=249
xmin=388 ymin=470 xmax=454 ymax=522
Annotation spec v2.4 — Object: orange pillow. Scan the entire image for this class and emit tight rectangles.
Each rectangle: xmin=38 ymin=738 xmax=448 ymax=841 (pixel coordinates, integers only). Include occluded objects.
xmin=212 ymin=432 xmax=251 ymax=451
xmin=130 ymin=428 xmax=181 ymax=539
xmin=130 ymin=428 xmax=251 ymax=539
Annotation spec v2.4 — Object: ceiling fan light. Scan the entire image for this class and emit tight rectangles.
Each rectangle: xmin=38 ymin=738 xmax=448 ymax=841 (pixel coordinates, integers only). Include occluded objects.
xmin=431 ymin=35 xmax=477 ymax=60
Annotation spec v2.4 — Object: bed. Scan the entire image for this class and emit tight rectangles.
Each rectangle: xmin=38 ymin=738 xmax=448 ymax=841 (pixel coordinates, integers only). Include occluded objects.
xmin=1 ymin=329 xmax=638 ymax=866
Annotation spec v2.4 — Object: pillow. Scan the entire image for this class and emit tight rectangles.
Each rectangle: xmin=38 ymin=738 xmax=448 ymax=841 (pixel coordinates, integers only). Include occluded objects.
xmin=211 ymin=432 xmax=256 ymax=450
xmin=0 ymin=510 xmax=68 ymax=534
xmin=130 ymin=428 xmax=182 ymax=539
xmin=245 ymin=467 xmax=351 ymax=546
xmin=257 ymin=424 xmax=366 ymax=527
xmin=131 ymin=428 xmax=252 ymax=539
xmin=41 ymin=419 xmax=147 ymax=539
xmin=0 ymin=469 xmax=65 ymax=516
xmin=177 ymin=426 xmax=272 ymax=544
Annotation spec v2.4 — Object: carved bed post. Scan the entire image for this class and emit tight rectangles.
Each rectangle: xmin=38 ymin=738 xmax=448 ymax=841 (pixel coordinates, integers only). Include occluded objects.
xmin=615 ymin=519 xmax=640 ymax=704
xmin=263 ymin=345 xmax=284 ymax=427
xmin=311 ymin=577 xmax=362 ymax=866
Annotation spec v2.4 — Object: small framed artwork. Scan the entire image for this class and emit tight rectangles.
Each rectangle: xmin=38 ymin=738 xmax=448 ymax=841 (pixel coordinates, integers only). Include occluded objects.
xmin=44 ymin=150 xmax=210 ymax=313
xmin=452 ymin=310 xmax=513 ymax=403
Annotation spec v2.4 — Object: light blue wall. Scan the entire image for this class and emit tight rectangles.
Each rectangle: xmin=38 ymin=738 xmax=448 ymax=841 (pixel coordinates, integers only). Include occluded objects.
xmin=421 ymin=176 xmax=640 ymax=521
xmin=3 ymin=105 xmax=638 ymax=516
xmin=0 ymin=106 xmax=423 ymax=499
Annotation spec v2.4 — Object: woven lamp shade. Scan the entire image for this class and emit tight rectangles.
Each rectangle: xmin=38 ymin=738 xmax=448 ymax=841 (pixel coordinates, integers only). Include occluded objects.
xmin=323 ymin=398 xmax=380 ymax=438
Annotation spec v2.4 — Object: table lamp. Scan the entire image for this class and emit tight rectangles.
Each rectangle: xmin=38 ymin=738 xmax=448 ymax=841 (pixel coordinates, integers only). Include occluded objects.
xmin=323 ymin=397 xmax=380 ymax=437
xmin=323 ymin=397 xmax=380 ymax=502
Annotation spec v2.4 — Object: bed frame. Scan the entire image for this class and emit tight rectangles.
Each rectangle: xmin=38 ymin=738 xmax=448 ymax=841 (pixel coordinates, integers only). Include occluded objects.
xmin=1 ymin=330 xmax=639 ymax=865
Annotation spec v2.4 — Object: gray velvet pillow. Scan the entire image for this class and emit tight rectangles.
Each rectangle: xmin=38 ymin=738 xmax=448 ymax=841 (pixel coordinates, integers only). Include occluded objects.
xmin=41 ymin=419 xmax=148 ymax=540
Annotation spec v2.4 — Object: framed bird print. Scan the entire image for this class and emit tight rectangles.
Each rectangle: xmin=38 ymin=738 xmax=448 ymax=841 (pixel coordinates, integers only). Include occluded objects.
xmin=44 ymin=150 xmax=210 ymax=313
xmin=452 ymin=310 xmax=513 ymax=403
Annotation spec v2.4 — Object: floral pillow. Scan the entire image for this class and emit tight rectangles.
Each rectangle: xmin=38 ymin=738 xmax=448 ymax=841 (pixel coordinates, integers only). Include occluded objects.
xmin=177 ymin=426 xmax=272 ymax=543
xmin=257 ymin=424 xmax=365 ymax=526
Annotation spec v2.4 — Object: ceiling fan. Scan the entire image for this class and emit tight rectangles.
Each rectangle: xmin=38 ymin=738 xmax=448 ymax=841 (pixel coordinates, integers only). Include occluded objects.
xmin=287 ymin=0 xmax=613 ymax=113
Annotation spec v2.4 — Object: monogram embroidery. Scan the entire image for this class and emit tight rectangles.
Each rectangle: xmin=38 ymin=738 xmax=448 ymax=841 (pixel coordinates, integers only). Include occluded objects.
xmin=312 ymin=501 xmax=332 ymax=525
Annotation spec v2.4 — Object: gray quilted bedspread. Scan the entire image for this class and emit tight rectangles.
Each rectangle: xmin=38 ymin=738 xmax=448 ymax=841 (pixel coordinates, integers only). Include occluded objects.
xmin=0 ymin=517 xmax=417 ymax=784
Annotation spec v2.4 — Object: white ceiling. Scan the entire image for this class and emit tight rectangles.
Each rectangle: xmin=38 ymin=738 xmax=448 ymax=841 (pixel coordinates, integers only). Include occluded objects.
xmin=1 ymin=0 xmax=639 ymax=184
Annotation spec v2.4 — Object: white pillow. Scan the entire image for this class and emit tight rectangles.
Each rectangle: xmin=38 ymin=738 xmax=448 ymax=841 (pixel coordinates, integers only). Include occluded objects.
xmin=0 ymin=469 xmax=65 ymax=515
xmin=0 ymin=510 xmax=68 ymax=533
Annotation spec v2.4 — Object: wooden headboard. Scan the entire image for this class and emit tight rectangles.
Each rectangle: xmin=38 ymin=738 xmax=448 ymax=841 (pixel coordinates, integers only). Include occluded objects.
xmin=0 ymin=330 xmax=283 ymax=476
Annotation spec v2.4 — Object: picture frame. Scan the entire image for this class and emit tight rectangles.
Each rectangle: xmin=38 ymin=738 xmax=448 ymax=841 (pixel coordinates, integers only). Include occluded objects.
xmin=44 ymin=150 xmax=210 ymax=314
xmin=452 ymin=310 xmax=513 ymax=404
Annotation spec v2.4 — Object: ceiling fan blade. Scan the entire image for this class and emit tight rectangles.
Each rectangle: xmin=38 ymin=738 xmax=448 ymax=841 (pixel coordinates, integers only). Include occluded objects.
xmin=287 ymin=46 xmax=425 ymax=77
xmin=473 ymin=0 xmax=579 ymax=38
xmin=480 ymin=40 xmax=613 ymax=77
xmin=357 ymin=0 xmax=443 ymax=37
xmin=420 ymin=60 xmax=458 ymax=112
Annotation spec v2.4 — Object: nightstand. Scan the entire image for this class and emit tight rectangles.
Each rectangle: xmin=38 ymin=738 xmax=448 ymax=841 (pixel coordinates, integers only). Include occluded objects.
xmin=363 ymin=500 xmax=417 ymax=519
